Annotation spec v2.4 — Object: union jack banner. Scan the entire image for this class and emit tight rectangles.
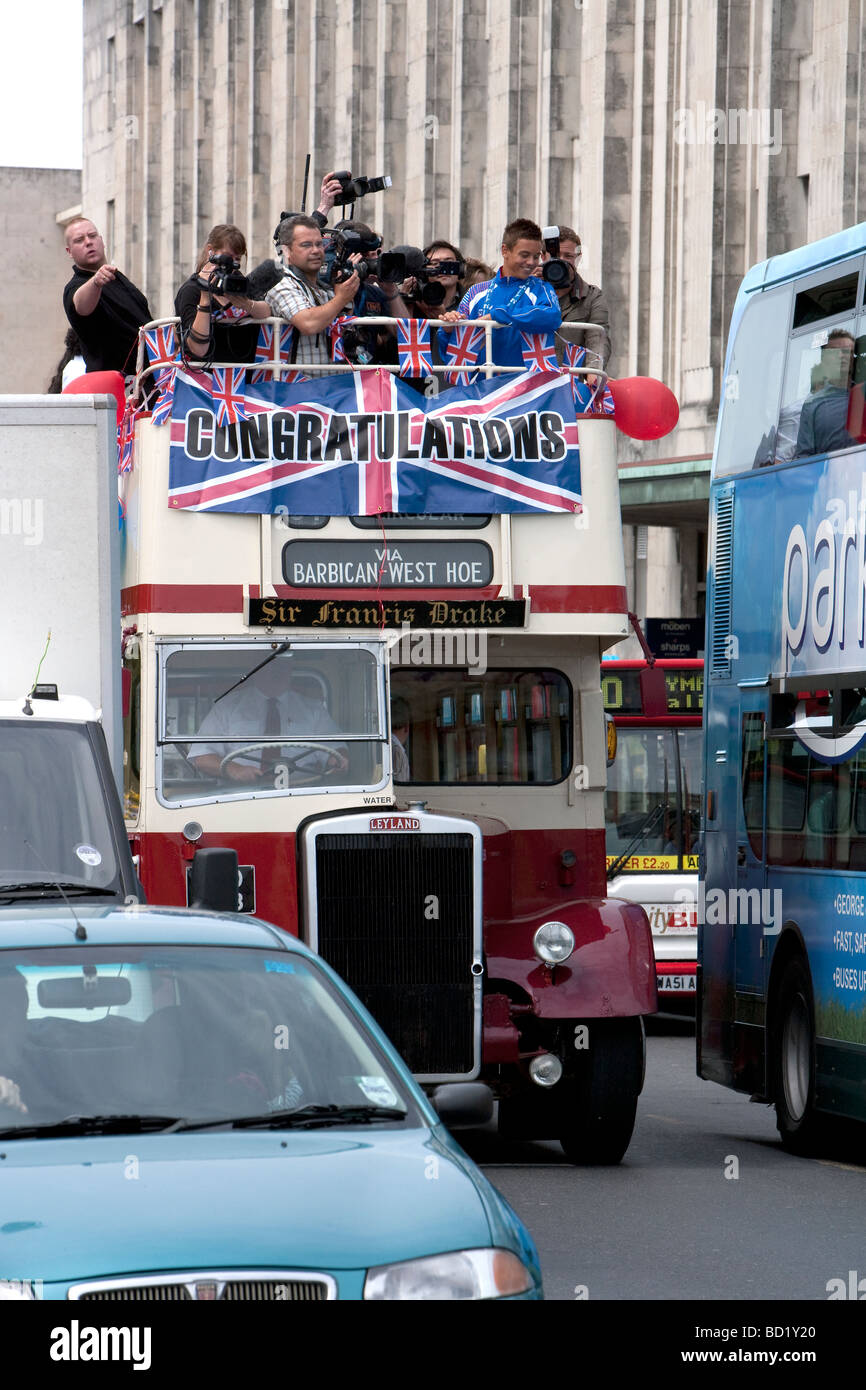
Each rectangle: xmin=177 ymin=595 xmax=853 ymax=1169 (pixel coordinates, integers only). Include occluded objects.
xmin=143 ymin=323 xmax=180 ymax=367
xmin=396 ymin=319 xmax=432 ymax=377
xmin=520 ymin=332 xmax=558 ymax=373
xmin=211 ymin=367 xmax=249 ymax=428
xmin=249 ymin=322 xmax=294 ymax=383
xmin=330 ymin=314 xmax=354 ymax=364
xmin=167 ymin=365 xmax=584 ymax=515
xmin=150 ymin=367 xmax=176 ymax=427
xmin=444 ymin=324 xmax=484 ymax=385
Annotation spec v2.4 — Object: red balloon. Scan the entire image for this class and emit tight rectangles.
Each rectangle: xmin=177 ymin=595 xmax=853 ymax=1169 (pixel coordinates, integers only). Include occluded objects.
xmin=607 ymin=376 xmax=679 ymax=440
xmin=62 ymin=370 xmax=127 ymax=425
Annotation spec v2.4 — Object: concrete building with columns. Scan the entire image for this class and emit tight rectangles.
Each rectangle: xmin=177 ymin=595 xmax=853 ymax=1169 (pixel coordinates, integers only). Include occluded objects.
xmin=78 ymin=0 xmax=866 ymax=650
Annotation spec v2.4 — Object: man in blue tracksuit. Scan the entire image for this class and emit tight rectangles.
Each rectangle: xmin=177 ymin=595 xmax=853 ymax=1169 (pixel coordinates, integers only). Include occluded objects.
xmin=438 ymin=217 xmax=561 ymax=373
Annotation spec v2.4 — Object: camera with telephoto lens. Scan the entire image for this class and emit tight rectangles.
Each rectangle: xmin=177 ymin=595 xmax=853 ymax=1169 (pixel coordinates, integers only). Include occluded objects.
xmin=318 ymin=230 xmax=405 ymax=289
xmin=540 ymin=225 xmax=571 ymax=290
xmin=331 ymin=170 xmax=393 ymax=206
xmin=416 ymin=258 xmax=465 ymax=306
xmin=207 ymin=252 xmax=250 ymax=296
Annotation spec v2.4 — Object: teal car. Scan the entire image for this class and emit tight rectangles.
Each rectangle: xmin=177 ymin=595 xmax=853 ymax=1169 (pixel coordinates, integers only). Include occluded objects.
xmin=0 ymin=906 xmax=542 ymax=1301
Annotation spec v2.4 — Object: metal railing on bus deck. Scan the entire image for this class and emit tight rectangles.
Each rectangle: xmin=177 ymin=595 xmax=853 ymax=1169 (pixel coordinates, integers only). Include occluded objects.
xmin=132 ymin=314 xmax=607 ymax=400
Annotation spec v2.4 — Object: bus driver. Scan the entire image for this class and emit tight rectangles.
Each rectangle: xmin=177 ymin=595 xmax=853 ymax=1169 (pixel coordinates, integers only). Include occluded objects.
xmin=191 ymin=657 xmax=349 ymax=785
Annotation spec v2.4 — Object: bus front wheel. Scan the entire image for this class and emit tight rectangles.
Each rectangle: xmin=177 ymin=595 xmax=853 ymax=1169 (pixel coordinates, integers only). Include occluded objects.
xmin=559 ymin=1017 xmax=644 ymax=1165
xmin=772 ymin=957 xmax=823 ymax=1155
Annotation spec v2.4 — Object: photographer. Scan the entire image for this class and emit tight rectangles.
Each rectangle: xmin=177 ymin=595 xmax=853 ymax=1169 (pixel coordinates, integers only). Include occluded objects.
xmin=328 ymin=220 xmax=412 ymax=366
xmin=405 ymin=240 xmax=465 ymax=318
xmin=266 ymin=215 xmax=360 ymax=365
xmin=176 ymin=224 xmax=270 ymax=364
xmin=545 ymin=226 xmax=611 ymax=371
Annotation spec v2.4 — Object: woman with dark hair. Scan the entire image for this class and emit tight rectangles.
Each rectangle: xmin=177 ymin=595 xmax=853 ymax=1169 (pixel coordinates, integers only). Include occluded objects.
xmin=47 ymin=328 xmax=86 ymax=393
xmin=175 ymin=223 xmax=270 ymax=364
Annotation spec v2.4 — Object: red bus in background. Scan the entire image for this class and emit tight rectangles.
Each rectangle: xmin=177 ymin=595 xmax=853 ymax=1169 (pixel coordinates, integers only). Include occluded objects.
xmin=602 ymin=658 xmax=703 ymax=1011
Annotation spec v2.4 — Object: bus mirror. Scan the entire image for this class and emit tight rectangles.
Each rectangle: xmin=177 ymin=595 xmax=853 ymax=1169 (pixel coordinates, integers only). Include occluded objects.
xmin=639 ymin=664 xmax=669 ymax=718
xmin=189 ymin=847 xmax=240 ymax=912
xmin=605 ymin=713 xmax=617 ymax=765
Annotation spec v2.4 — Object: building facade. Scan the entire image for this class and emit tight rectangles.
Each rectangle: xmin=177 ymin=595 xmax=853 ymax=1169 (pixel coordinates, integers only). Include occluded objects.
xmin=3 ymin=167 xmax=82 ymax=394
xmin=80 ymin=0 xmax=866 ymax=646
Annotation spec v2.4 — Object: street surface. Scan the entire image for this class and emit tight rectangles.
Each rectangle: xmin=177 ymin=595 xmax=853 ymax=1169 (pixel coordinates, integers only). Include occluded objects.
xmin=461 ymin=1019 xmax=866 ymax=1302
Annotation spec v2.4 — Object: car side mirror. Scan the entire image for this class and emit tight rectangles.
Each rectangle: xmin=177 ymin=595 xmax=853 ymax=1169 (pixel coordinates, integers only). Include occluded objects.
xmin=188 ymin=847 xmax=240 ymax=912
xmin=429 ymin=1082 xmax=494 ymax=1129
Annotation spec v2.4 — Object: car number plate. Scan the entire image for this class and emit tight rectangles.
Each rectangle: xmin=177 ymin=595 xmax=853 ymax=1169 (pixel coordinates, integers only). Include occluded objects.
xmin=657 ymin=973 xmax=696 ymax=993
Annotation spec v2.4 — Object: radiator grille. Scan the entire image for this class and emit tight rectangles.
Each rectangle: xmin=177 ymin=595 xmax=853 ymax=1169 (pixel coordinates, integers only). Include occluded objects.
xmin=72 ymin=1276 xmax=332 ymax=1301
xmin=315 ymin=832 xmax=476 ymax=1075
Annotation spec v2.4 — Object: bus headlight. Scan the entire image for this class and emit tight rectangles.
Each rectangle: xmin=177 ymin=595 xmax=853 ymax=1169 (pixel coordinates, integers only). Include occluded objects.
xmin=529 ymin=1053 xmax=563 ymax=1087
xmin=364 ymin=1249 xmax=532 ymax=1299
xmin=533 ymin=920 xmax=575 ymax=965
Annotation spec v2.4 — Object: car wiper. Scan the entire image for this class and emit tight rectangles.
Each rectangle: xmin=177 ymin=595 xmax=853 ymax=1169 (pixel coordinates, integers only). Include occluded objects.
xmin=0 ymin=881 xmax=118 ymax=902
xmin=606 ymin=802 xmax=667 ymax=880
xmin=167 ymin=1104 xmax=409 ymax=1133
xmin=0 ymin=1114 xmax=186 ymax=1140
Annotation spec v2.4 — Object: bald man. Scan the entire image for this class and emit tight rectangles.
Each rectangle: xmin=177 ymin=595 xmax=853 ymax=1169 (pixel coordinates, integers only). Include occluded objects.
xmin=63 ymin=217 xmax=152 ymax=377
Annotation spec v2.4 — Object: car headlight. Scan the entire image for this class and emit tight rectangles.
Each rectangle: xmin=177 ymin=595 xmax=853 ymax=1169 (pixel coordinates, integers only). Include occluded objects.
xmin=0 ymin=1280 xmax=36 ymax=1301
xmin=533 ymin=920 xmax=575 ymax=964
xmin=364 ymin=1248 xmax=533 ymax=1300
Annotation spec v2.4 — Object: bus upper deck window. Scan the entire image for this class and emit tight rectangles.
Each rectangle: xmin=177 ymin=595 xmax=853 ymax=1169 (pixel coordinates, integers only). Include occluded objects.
xmin=714 ymin=287 xmax=790 ymax=477
xmin=792 ymin=270 xmax=859 ymax=329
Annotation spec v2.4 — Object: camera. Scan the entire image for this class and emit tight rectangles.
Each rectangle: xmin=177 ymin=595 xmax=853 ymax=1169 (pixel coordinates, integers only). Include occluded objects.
xmin=415 ymin=258 xmax=465 ymax=305
xmin=540 ymin=226 xmax=571 ymax=290
xmin=331 ymin=170 xmax=393 ymax=206
xmin=318 ymin=230 xmax=405 ymax=289
xmin=208 ymin=252 xmax=250 ymax=297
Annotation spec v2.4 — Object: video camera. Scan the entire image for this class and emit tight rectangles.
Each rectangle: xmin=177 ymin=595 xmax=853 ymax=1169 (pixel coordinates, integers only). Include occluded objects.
xmin=318 ymin=230 xmax=406 ymax=289
xmin=331 ymin=170 xmax=393 ymax=206
xmin=540 ymin=226 xmax=571 ymax=290
xmin=414 ymin=258 xmax=465 ymax=306
xmin=207 ymin=252 xmax=250 ymax=297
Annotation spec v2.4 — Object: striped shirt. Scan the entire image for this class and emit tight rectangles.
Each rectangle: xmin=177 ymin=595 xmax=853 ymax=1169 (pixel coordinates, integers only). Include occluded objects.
xmin=266 ymin=266 xmax=334 ymax=365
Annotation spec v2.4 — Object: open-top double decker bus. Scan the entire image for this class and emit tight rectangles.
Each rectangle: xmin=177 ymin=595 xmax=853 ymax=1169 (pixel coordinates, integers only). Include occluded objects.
xmin=120 ymin=318 xmax=660 ymax=1163
xmin=602 ymin=658 xmax=703 ymax=1010
xmin=701 ymin=220 xmax=866 ymax=1152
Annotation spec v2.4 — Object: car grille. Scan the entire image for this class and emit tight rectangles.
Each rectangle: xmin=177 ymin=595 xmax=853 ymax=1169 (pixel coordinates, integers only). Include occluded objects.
xmin=69 ymin=1272 xmax=335 ymax=1301
xmin=314 ymin=831 xmax=476 ymax=1075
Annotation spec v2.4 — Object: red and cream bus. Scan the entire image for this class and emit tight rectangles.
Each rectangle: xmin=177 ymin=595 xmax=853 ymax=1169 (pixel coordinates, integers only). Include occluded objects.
xmin=119 ymin=322 xmax=660 ymax=1162
xmin=602 ymin=658 xmax=703 ymax=1010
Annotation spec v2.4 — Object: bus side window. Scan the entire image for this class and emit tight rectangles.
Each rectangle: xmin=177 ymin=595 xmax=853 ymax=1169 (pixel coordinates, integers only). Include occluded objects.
xmin=766 ymin=737 xmax=807 ymax=866
xmin=741 ymin=714 xmax=764 ymax=858
xmin=779 ymin=317 xmax=860 ymax=462
xmin=715 ymin=287 xmax=790 ymax=476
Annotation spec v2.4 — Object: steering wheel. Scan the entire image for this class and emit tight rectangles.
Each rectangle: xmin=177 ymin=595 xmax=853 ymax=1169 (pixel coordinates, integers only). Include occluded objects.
xmin=219 ymin=742 xmax=347 ymax=784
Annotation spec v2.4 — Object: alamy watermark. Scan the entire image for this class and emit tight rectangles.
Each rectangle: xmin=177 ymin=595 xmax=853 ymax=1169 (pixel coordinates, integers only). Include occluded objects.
xmin=675 ymin=884 xmax=783 ymax=935
xmin=0 ymin=498 xmax=43 ymax=546
xmin=387 ymin=622 xmax=487 ymax=674
xmin=674 ymin=102 xmax=782 ymax=156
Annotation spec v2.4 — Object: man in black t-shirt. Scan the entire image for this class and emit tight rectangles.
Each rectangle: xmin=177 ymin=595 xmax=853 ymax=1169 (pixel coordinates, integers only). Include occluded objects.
xmin=63 ymin=218 xmax=152 ymax=377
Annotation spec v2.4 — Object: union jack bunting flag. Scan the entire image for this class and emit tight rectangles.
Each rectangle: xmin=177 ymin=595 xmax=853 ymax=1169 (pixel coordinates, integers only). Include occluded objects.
xmin=117 ymin=401 xmax=142 ymax=473
xmin=211 ymin=367 xmax=249 ymax=428
xmin=444 ymin=324 xmax=483 ymax=385
xmin=330 ymin=314 xmax=354 ymax=364
xmin=143 ymin=323 xmax=180 ymax=367
xmin=589 ymin=379 xmax=615 ymax=416
xmin=150 ymin=368 xmax=176 ymax=427
xmin=396 ymin=319 xmax=432 ymax=377
xmin=520 ymin=332 xmax=558 ymax=373
xmin=564 ymin=342 xmax=593 ymax=410
xmin=249 ymin=322 xmax=294 ymax=383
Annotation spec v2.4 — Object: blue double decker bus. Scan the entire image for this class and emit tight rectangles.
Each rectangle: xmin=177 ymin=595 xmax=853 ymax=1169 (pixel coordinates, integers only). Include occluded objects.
xmin=700 ymin=221 xmax=866 ymax=1153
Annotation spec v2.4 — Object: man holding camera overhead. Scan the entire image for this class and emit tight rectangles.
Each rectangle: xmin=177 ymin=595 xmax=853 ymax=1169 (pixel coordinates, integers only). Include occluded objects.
xmin=266 ymin=215 xmax=361 ymax=366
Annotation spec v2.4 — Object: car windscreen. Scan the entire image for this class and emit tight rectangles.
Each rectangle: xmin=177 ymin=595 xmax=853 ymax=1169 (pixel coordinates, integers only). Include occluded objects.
xmin=0 ymin=721 xmax=121 ymax=892
xmin=0 ymin=945 xmax=418 ymax=1132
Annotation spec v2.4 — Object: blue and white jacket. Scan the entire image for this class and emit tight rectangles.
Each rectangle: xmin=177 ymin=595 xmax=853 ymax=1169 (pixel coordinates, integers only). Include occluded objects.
xmin=437 ymin=270 xmax=561 ymax=370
